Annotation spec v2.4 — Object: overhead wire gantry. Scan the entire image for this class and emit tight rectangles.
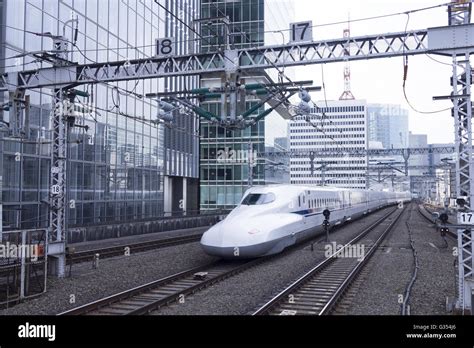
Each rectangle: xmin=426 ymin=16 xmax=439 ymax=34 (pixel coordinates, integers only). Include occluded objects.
xmin=0 ymin=1 xmax=473 ymax=313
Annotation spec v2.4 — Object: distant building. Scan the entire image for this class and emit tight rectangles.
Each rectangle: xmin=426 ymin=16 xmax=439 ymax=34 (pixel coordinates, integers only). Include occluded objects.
xmin=265 ymin=137 xmax=290 ymax=184
xmin=408 ymin=132 xmax=428 ymax=176
xmin=274 ymin=136 xmax=289 ymax=151
xmin=368 ymin=104 xmax=409 ymax=149
xmin=408 ymin=132 xmax=430 ymax=197
xmin=289 ymin=100 xmax=368 ymax=189
xmin=199 ymin=0 xmax=295 ymax=209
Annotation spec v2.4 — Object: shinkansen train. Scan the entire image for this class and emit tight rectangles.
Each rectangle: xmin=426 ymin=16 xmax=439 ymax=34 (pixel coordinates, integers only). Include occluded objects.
xmin=200 ymin=185 xmax=411 ymax=258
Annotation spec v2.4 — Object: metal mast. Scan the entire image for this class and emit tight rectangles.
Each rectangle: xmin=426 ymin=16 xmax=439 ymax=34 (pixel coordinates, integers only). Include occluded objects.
xmin=339 ymin=17 xmax=355 ymax=100
xmin=0 ymin=14 xmax=473 ymax=287
xmin=449 ymin=0 xmax=474 ymax=314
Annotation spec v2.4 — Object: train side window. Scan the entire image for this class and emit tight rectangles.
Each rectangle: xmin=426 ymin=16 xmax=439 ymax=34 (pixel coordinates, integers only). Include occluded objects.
xmin=298 ymin=196 xmax=301 ymax=207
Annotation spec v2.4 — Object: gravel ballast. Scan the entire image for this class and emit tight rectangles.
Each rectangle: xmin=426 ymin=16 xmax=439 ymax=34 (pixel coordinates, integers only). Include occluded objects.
xmin=0 ymin=242 xmax=217 ymax=315
xmin=346 ymin=204 xmax=457 ymax=315
xmin=0 ymin=207 xmax=395 ymax=315
xmin=153 ymin=207 xmax=398 ymax=315
xmin=4 ymin=204 xmax=449 ymax=316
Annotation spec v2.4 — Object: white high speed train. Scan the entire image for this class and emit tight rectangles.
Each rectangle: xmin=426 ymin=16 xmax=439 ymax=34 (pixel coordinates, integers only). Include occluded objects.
xmin=200 ymin=185 xmax=411 ymax=258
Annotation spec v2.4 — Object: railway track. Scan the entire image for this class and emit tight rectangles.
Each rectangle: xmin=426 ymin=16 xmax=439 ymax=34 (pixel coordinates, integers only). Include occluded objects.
xmin=66 ymin=233 xmax=203 ymax=264
xmin=59 ymin=258 xmax=264 ymax=315
xmin=59 ymin=205 xmax=400 ymax=316
xmin=252 ymin=204 xmax=407 ymax=315
xmin=417 ymin=204 xmax=435 ymax=223
xmin=417 ymin=204 xmax=456 ymax=239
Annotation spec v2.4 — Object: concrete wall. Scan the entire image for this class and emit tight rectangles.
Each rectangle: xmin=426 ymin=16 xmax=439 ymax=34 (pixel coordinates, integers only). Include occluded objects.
xmin=67 ymin=214 xmax=223 ymax=244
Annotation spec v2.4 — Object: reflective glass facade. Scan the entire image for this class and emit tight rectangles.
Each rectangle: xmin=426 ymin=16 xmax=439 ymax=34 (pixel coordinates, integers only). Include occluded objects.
xmin=201 ymin=0 xmax=264 ymax=52
xmin=368 ymin=104 xmax=409 ymax=149
xmin=0 ymin=0 xmax=198 ymax=231
xmin=200 ymin=101 xmax=266 ymax=208
xmin=199 ymin=0 xmax=293 ymax=210
xmin=200 ymin=0 xmax=265 ymax=210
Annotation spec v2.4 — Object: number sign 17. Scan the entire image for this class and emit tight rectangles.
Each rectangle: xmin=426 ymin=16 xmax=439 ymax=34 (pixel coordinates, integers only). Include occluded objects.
xmin=290 ymin=21 xmax=313 ymax=43
xmin=459 ymin=212 xmax=474 ymax=225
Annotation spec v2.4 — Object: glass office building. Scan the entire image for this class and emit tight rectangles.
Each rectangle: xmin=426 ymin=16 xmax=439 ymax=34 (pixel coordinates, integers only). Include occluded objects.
xmin=0 ymin=0 xmax=199 ymax=231
xmin=199 ymin=0 xmax=293 ymax=210
xmin=367 ymin=104 xmax=409 ymax=149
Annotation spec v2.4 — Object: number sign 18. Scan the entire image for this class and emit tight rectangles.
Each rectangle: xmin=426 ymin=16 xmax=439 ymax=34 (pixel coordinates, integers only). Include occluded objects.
xmin=156 ymin=37 xmax=175 ymax=56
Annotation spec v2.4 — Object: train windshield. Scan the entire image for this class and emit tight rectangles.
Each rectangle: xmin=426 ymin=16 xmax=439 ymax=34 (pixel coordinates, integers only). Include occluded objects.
xmin=241 ymin=193 xmax=276 ymax=205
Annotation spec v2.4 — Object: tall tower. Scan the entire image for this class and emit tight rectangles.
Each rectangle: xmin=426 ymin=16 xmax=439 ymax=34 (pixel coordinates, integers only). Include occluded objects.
xmin=339 ymin=19 xmax=355 ymax=100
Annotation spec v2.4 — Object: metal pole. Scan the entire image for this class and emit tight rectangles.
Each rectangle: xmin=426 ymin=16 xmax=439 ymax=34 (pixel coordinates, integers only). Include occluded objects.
xmin=49 ymin=89 xmax=67 ymax=277
xmin=444 ymin=165 xmax=449 ymax=210
xmin=321 ymin=163 xmax=326 ymax=186
xmin=248 ymin=141 xmax=253 ymax=187
xmin=325 ymin=220 xmax=329 ymax=242
xmin=451 ymin=49 xmax=474 ymax=313
xmin=0 ymin=126 xmax=3 ymax=240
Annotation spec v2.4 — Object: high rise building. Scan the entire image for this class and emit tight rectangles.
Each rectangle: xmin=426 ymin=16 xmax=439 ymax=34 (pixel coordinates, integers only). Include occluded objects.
xmin=199 ymin=0 xmax=294 ymax=210
xmin=289 ymin=100 xmax=368 ymax=189
xmin=367 ymin=104 xmax=409 ymax=149
xmin=265 ymin=136 xmax=290 ymax=184
xmin=0 ymin=1 xmax=199 ymax=233
xmin=408 ymin=132 xmax=429 ymax=196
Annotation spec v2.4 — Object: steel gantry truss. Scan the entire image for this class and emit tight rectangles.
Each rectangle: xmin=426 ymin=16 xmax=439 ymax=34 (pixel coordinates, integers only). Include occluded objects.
xmin=1 ymin=3 xmax=474 ymax=312
xmin=263 ymin=146 xmax=455 ymax=158
xmin=448 ymin=0 xmax=474 ymax=314
xmin=1 ymin=25 xmax=473 ymax=92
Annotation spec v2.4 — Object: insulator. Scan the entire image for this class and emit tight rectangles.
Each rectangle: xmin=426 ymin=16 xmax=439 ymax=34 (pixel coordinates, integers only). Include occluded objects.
xmin=158 ymin=109 xmax=174 ymax=122
xmin=298 ymin=89 xmax=311 ymax=103
xmin=298 ymin=101 xmax=311 ymax=114
xmin=159 ymin=100 xmax=175 ymax=112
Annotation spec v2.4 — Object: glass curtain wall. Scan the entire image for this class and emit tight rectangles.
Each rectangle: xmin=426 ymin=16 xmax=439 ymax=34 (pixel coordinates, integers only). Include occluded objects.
xmin=0 ymin=0 xmax=181 ymax=230
xmin=199 ymin=0 xmax=265 ymax=210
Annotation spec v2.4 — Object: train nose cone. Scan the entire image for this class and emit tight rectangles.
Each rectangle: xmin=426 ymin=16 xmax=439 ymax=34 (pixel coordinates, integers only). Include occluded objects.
xmin=200 ymin=222 xmax=224 ymax=247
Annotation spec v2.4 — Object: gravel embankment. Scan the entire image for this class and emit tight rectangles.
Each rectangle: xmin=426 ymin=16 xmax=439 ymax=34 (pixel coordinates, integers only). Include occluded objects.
xmin=346 ymin=204 xmax=457 ymax=315
xmin=0 ymin=242 xmax=217 ymax=315
xmin=153 ymin=207 xmax=397 ymax=315
xmin=404 ymin=206 xmax=457 ymax=314
xmin=1 ymin=206 xmax=400 ymax=316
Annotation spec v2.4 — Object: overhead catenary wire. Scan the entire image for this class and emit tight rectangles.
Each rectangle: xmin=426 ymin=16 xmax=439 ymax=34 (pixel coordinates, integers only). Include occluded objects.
xmin=31 ymin=35 xmax=195 ymax=135
xmin=0 ymin=1 xmax=456 ymax=64
xmin=1 ymin=2 xmax=457 ymax=130
xmin=401 ymin=12 xmax=452 ymax=115
xmin=155 ymin=0 xmax=299 ymax=128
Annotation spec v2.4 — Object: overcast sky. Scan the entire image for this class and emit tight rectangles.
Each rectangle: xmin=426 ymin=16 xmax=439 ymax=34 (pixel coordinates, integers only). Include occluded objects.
xmin=284 ymin=0 xmax=457 ymax=145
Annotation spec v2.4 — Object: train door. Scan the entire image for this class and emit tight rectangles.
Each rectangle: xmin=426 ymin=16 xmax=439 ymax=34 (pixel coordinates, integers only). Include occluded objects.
xmin=298 ymin=192 xmax=307 ymax=225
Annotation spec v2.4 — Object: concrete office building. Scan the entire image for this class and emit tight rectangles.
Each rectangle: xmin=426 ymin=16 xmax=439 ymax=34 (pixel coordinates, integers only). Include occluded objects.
xmin=290 ymin=100 xmax=368 ymax=189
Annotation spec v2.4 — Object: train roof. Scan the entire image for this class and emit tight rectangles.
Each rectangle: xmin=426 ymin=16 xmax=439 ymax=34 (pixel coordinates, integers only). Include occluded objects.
xmin=246 ymin=184 xmax=410 ymax=194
